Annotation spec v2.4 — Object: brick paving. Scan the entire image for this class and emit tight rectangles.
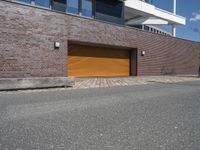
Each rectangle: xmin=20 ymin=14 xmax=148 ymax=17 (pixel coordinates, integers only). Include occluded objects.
xmin=70 ymin=76 xmax=200 ymax=89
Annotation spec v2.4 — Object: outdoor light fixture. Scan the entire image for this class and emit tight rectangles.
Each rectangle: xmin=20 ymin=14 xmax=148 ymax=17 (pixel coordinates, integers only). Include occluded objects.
xmin=141 ymin=51 xmax=146 ymax=56
xmin=54 ymin=42 xmax=60 ymax=49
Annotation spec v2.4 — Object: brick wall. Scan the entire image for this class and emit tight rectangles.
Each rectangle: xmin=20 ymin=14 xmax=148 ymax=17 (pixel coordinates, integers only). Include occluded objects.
xmin=0 ymin=0 xmax=200 ymax=78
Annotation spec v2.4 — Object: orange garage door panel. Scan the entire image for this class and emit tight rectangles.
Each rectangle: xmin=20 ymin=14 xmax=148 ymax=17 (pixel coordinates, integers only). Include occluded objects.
xmin=68 ymin=44 xmax=130 ymax=77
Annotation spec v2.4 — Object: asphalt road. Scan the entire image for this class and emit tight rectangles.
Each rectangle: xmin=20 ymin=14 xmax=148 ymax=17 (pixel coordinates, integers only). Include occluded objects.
xmin=0 ymin=81 xmax=200 ymax=150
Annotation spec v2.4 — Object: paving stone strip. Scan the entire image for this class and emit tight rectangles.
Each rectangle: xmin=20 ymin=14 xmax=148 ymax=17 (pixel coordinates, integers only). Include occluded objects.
xmin=70 ymin=76 xmax=200 ymax=90
xmin=0 ymin=76 xmax=199 ymax=94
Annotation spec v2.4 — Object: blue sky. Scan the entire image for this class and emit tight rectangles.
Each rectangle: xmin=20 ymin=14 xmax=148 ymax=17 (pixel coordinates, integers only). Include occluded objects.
xmin=153 ymin=0 xmax=200 ymax=42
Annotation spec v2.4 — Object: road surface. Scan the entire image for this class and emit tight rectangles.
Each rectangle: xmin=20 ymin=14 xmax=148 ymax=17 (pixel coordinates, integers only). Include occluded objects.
xmin=0 ymin=81 xmax=200 ymax=150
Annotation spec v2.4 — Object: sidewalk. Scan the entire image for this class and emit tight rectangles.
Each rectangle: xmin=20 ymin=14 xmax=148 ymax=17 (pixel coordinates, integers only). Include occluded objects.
xmin=1 ymin=76 xmax=199 ymax=94
xmin=71 ymin=76 xmax=200 ymax=89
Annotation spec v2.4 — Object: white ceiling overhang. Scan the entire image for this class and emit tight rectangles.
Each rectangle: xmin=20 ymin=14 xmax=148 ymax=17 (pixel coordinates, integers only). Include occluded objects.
xmin=124 ymin=0 xmax=186 ymax=25
xmin=125 ymin=17 xmax=169 ymax=25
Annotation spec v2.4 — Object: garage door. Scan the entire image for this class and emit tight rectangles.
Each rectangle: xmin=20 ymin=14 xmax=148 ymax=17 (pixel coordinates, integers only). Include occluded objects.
xmin=68 ymin=44 xmax=130 ymax=77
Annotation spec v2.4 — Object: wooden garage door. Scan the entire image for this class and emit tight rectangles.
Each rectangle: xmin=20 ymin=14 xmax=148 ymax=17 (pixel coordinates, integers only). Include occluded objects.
xmin=68 ymin=44 xmax=130 ymax=77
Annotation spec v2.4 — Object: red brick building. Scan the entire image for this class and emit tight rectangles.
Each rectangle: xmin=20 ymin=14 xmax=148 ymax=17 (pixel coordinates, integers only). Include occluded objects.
xmin=0 ymin=0 xmax=200 ymax=78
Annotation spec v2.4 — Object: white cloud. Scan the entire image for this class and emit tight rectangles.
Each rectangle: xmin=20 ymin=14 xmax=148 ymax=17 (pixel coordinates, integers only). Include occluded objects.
xmin=190 ymin=10 xmax=200 ymax=22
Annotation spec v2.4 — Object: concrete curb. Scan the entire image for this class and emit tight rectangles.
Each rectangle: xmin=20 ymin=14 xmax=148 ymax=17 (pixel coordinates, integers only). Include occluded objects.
xmin=0 ymin=77 xmax=75 ymax=91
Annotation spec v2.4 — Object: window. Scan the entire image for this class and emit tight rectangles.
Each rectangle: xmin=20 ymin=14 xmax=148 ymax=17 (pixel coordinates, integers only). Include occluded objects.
xmin=67 ymin=0 xmax=79 ymax=14
xmin=52 ymin=0 xmax=66 ymax=12
xmin=35 ymin=0 xmax=50 ymax=8
xmin=96 ymin=0 xmax=123 ymax=18
xmin=17 ymin=0 xmax=31 ymax=4
xmin=144 ymin=25 xmax=149 ymax=31
xmin=95 ymin=0 xmax=124 ymax=24
xmin=145 ymin=0 xmax=153 ymax=4
xmin=17 ymin=0 xmax=94 ymax=18
xmin=17 ymin=0 xmax=50 ymax=8
xmin=82 ymin=0 xmax=92 ymax=17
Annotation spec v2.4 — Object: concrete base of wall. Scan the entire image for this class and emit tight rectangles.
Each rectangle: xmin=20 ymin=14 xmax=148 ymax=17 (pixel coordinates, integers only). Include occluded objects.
xmin=0 ymin=77 xmax=75 ymax=91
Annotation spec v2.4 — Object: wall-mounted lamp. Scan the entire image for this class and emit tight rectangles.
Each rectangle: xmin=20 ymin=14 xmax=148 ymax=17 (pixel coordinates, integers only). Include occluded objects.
xmin=141 ymin=51 xmax=146 ymax=56
xmin=54 ymin=42 xmax=60 ymax=49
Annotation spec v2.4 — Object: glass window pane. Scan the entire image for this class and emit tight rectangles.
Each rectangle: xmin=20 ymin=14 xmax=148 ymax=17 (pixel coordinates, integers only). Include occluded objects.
xmin=82 ymin=0 xmax=92 ymax=17
xmin=95 ymin=0 xmax=124 ymax=24
xmin=35 ymin=0 xmax=50 ymax=8
xmin=145 ymin=0 xmax=153 ymax=4
xmin=96 ymin=0 xmax=122 ymax=18
xmin=67 ymin=0 xmax=79 ymax=14
xmin=17 ymin=0 xmax=31 ymax=4
xmin=52 ymin=0 xmax=66 ymax=12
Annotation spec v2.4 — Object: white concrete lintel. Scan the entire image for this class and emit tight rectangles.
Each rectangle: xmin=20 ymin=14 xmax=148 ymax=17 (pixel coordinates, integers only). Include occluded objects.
xmin=125 ymin=0 xmax=186 ymax=25
xmin=126 ymin=17 xmax=169 ymax=25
